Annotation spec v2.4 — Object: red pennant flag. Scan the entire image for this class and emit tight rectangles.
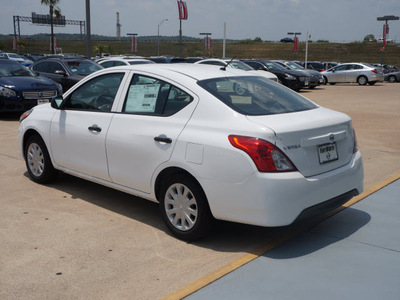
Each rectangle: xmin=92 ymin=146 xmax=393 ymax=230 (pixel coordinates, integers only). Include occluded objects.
xmin=177 ymin=1 xmax=188 ymax=20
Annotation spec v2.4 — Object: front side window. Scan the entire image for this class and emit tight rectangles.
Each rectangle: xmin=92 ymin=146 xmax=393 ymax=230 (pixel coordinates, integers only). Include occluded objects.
xmin=198 ymin=76 xmax=317 ymax=116
xmin=123 ymin=74 xmax=193 ymax=116
xmin=47 ymin=62 xmax=66 ymax=74
xmin=65 ymin=72 xmax=124 ymax=112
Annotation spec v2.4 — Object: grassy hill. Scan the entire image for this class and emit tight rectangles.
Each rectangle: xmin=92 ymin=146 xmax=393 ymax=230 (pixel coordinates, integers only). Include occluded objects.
xmin=1 ymin=38 xmax=399 ymax=65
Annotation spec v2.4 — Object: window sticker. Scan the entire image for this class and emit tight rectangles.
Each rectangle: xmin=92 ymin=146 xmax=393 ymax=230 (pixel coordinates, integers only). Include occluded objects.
xmin=125 ymin=84 xmax=160 ymax=113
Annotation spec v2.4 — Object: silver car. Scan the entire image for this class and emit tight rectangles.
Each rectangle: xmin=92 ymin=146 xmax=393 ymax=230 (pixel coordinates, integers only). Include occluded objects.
xmin=321 ymin=63 xmax=384 ymax=85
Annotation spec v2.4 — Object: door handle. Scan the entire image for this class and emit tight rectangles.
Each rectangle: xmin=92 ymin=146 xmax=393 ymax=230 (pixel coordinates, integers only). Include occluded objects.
xmin=154 ymin=136 xmax=172 ymax=144
xmin=88 ymin=125 xmax=102 ymax=132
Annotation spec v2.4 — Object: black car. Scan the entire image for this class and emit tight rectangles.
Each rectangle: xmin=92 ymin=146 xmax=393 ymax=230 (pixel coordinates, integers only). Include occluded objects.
xmin=273 ymin=60 xmax=324 ymax=88
xmin=0 ymin=60 xmax=62 ymax=113
xmin=31 ymin=58 xmax=103 ymax=92
xmin=241 ymin=59 xmax=310 ymax=91
xmin=280 ymin=37 xmax=294 ymax=43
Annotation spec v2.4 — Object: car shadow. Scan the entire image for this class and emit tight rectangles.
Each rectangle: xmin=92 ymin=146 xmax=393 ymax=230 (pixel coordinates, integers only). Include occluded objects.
xmin=24 ymin=171 xmax=370 ymax=255
xmin=263 ymin=207 xmax=371 ymax=259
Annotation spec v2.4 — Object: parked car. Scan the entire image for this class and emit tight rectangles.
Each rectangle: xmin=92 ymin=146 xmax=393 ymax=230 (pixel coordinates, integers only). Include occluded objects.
xmin=385 ymin=71 xmax=400 ymax=83
xmin=0 ymin=52 xmax=33 ymax=66
xmin=195 ymin=58 xmax=278 ymax=82
xmin=0 ymin=60 xmax=62 ymax=113
xmin=295 ymin=61 xmax=326 ymax=72
xmin=18 ymin=64 xmax=363 ymax=241
xmin=31 ymin=58 xmax=103 ymax=92
xmin=273 ymin=60 xmax=324 ymax=88
xmin=98 ymin=58 xmax=155 ymax=68
xmin=241 ymin=59 xmax=310 ymax=91
xmin=280 ymin=37 xmax=294 ymax=43
xmin=321 ymin=63 xmax=384 ymax=85
xmin=147 ymin=56 xmax=186 ymax=63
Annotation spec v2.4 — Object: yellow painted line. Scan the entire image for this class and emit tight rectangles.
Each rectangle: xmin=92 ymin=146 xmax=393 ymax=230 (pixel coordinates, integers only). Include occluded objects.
xmin=161 ymin=172 xmax=400 ymax=300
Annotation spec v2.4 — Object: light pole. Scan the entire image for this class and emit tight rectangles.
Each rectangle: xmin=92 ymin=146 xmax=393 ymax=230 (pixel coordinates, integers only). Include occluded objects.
xmin=85 ymin=0 xmax=91 ymax=58
xmin=288 ymin=32 xmax=301 ymax=60
xmin=157 ymin=19 xmax=168 ymax=56
xmin=377 ymin=15 xmax=399 ymax=65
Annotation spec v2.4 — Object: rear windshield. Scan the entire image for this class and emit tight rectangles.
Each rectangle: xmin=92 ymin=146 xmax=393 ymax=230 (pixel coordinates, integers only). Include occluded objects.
xmin=198 ymin=76 xmax=317 ymax=115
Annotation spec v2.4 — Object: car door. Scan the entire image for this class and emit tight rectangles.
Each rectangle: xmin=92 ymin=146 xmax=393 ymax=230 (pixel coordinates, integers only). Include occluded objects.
xmin=345 ymin=64 xmax=362 ymax=82
xmin=49 ymin=71 xmax=127 ymax=180
xmin=329 ymin=65 xmax=348 ymax=82
xmin=106 ymin=72 xmax=197 ymax=194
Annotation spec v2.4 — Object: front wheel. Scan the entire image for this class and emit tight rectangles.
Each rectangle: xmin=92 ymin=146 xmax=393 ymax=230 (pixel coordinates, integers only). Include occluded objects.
xmin=357 ymin=76 xmax=368 ymax=85
xmin=388 ymin=75 xmax=397 ymax=83
xmin=159 ymin=174 xmax=213 ymax=241
xmin=24 ymin=135 xmax=58 ymax=183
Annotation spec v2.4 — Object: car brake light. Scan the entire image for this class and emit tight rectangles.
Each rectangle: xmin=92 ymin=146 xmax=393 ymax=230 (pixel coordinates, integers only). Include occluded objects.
xmin=352 ymin=129 xmax=358 ymax=154
xmin=228 ymin=135 xmax=297 ymax=172
xmin=371 ymin=69 xmax=378 ymax=74
xmin=321 ymin=69 xmax=325 ymax=72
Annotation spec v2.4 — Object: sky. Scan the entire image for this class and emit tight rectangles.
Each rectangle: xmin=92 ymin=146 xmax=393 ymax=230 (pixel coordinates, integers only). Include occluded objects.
xmin=1 ymin=0 xmax=400 ymax=43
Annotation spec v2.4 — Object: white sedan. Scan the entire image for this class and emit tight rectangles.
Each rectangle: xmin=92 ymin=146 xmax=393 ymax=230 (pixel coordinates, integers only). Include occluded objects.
xmin=18 ymin=64 xmax=364 ymax=241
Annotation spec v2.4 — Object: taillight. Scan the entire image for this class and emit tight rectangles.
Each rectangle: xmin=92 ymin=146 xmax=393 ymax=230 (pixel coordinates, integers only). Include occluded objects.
xmin=371 ymin=69 xmax=378 ymax=74
xmin=228 ymin=135 xmax=297 ymax=172
xmin=352 ymin=129 xmax=358 ymax=154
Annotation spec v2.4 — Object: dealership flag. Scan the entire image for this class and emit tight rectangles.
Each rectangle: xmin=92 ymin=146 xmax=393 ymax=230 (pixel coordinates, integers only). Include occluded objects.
xmin=204 ymin=37 xmax=211 ymax=49
xmin=381 ymin=24 xmax=387 ymax=51
xmin=177 ymin=1 xmax=188 ymax=20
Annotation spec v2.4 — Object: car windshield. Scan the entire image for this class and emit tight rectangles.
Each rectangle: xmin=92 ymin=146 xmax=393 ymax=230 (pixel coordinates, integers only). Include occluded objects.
xmin=0 ymin=62 xmax=35 ymax=77
xmin=286 ymin=62 xmax=304 ymax=70
xmin=263 ymin=61 xmax=287 ymax=72
xmin=8 ymin=53 xmax=20 ymax=59
xmin=66 ymin=60 xmax=102 ymax=75
xmin=227 ymin=61 xmax=254 ymax=71
xmin=198 ymin=76 xmax=317 ymax=116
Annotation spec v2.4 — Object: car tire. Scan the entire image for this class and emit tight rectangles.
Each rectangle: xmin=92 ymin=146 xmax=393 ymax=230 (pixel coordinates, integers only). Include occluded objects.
xmin=309 ymin=85 xmax=316 ymax=89
xmin=159 ymin=174 xmax=213 ymax=241
xmin=357 ymin=76 xmax=368 ymax=85
xmin=329 ymin=82 xmax=336 ymax=85
xmin=368 ymin=81 xmax=376 ymax=85
xmin=322 ymin=76 xmax=328 ymax=85
xmin=24 ymin=135 xmax=58 ymax=184
xmin=388 ymin=75 xmax=397 ymax=83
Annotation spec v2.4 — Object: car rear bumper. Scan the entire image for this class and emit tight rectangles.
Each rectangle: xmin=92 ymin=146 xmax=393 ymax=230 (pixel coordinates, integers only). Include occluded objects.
xmin=202 ymin=151 xmax=364 ymax=227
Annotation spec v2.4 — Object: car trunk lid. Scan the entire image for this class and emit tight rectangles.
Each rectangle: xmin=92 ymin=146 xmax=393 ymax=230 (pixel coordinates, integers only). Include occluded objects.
xmin=247 ymin=107 xmax=355 ymax=177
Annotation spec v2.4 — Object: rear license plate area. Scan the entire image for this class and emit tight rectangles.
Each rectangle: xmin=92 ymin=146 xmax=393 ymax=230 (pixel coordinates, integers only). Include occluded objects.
xmin=318 ymin=142 xmax=338 ymax=164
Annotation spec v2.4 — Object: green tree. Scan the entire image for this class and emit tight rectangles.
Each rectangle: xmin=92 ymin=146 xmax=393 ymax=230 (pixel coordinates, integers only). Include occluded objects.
xmin=363 ymin=34 xmax=375 ymax=42
xmin=253 ymin=37 xmax=263 ymax=43
xmin=41 ymin=0 xmax=61 ymax=54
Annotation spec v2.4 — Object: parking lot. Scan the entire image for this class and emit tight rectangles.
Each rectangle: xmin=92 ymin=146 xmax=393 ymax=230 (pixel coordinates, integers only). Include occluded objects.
xmin=0 ymin=82 xmax=399 ymax=299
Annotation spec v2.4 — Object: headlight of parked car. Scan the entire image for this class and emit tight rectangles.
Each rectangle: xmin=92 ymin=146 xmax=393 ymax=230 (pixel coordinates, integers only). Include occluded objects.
xmin=284 ymin=74 xmax=296 ymax=80
xmin=0 ymin=86 xmax=17 ymax=97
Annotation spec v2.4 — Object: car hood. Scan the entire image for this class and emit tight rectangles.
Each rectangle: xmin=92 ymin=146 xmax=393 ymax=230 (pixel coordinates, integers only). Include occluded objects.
xmin=246 ymin=107 xmax=355 ymax=177
xmin=0 ymin=76 xmax=58 ymax=90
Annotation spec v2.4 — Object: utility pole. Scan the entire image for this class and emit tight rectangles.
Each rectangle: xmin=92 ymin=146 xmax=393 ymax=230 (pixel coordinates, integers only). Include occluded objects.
xmin=85 ymin=0 xmax=91 ymax=58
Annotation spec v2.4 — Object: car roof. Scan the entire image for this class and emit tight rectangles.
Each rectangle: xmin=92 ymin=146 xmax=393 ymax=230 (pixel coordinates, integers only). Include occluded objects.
xmin=98 ymin=63 xmax=254 ymax=81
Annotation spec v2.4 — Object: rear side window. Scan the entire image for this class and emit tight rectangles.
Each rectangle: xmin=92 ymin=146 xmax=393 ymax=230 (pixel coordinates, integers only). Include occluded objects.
xmin=123 ymin=74 xmax=193 ymax=116
xmin=198 ymin=76 xmax=317 ymax=116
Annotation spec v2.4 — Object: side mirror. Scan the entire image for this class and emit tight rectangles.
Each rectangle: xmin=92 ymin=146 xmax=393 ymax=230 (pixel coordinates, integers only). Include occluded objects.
xmin=51 ymin=96 xmax=65 ymax=109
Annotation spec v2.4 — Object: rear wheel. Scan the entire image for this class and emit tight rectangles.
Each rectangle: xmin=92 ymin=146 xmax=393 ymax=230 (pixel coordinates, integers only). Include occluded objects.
xmin=388 ymin=75 xmax=397 ymax=83
xmin=24 ymin=135 xmax=58 ymax=183
xmin=159 ymin=174 xmax=213 ymax=241
xmin=368 ymin=81 xmax=376 ymax=85
xmin=357 ymin=76 xmax=368 ymax=85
